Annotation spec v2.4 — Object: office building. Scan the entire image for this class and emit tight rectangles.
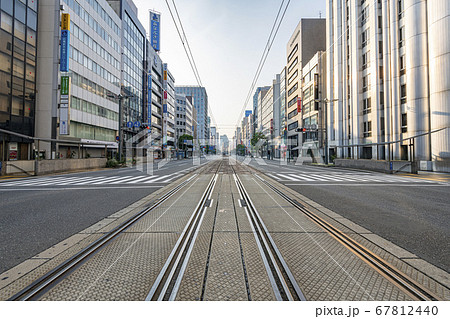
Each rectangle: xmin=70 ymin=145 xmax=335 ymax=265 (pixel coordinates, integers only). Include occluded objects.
xmin=326 ymin=0 xmax=450 ymax=171
xmin=147 ymin=42 xmax=163 ymax=154
xmin=0 ymin=0 xmax=39 ymax=160
xmin=36 ymin=0 xmax=122 ymax=159
xmin=175 ymin=86 xmax=208 ymax=144
xmin=162 ymin=64 xmax=175 ymax=153
xmin=286 ymin=18 xmax=326 ymax=158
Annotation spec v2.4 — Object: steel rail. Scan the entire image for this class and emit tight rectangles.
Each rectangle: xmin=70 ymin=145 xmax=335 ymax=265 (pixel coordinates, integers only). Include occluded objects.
xmin=8 ymin=167 xmax=209 ymax=301
xmin=253 ymin=173 xmax=442 ymax=301
xmin=232 ymin=170 xmax=307 ymax=301
xmin=146 ymin=161 xmax=222 ymax=301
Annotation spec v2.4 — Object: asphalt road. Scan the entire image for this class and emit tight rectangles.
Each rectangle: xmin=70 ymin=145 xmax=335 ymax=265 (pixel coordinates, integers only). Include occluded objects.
xmin=245 ymin=157 xmax=450 ymax=273
xmin=0 ymin=157 xmax=208 ymax=273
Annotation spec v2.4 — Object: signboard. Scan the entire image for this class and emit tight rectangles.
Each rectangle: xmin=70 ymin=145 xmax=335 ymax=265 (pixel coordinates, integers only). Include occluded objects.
xmin=150 ymin=12 xmax=161 ymax=52
xmin=297 ymin=97 xmax=302 ymax=113
xmin=163 ymin=104 xmax=167 ymax=113
xmin=163 ymin=91 xmax=167 ymax=99
xmin=61 ymin=76 xmax=70 ymax=95
xmin=9 ymin=142 xmax=18 ymax=151
xmin=60 ymin=30 xmax=70 ymax=72
xmin=59 ymin=108 xmax=69 ymax=135
xmin=134 ymin=121 xmax=141 ymax=128
xmin=147 ymin=73 xmax=152 ymax=132
xmin=127 ymin=121 xmax=133 ymax=128
xmin=61 ymin=13 xmax=70 ymax=30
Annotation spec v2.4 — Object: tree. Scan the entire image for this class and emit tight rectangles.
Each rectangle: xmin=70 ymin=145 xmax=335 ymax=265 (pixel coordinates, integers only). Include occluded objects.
xmin=178 ymin=134 xmax=194 ymax=157
xmin=236 ymin=144 xmax=246 ymax=156
xmin=251 ymin=132 xmax=267 ymax=147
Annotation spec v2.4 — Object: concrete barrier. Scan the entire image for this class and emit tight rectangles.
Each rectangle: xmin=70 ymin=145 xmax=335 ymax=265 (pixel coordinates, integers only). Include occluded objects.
xmin=334 ymin=159 xmax=413 ymax=173
xmin=37 ymin=158 xmax=107 ymax=175
xmin=1 ymin=158 xmax=107 ymax=176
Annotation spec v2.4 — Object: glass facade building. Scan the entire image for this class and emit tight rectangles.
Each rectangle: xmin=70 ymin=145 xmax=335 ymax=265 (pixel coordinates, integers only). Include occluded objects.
xmin=0 ymin=0 xmax=38 ymax=160
xmin=175 ymin=86 xmax=208 ymax=144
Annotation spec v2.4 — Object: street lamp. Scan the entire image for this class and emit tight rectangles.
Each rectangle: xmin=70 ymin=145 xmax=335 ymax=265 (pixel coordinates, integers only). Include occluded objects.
xmin=315 ymin=98 xmax=339 ymax=164
xmin=107 ymin=93 xmax=133 ymax=162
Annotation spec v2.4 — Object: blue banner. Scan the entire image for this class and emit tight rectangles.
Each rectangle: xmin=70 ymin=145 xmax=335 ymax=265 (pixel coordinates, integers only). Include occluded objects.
xmin=163 ymin=104 xmax=167 ymax=113
xmin=150 ymin=12 xmax=160 ymax=52
xmin=60 ymin=30 xmax=70 ymax=72
xmin=148 ymin=73 xmax=152 ymax=130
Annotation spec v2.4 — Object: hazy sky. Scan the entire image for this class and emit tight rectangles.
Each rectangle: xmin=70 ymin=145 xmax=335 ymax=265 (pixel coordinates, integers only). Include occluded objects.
xmin=133 ymin=0 xmax=326 ymax=138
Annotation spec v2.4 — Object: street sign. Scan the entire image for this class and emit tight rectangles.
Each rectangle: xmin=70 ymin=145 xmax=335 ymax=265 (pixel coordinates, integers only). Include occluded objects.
xmin=61 ymin=76 xmax=70 ymax=95
xmin=116 ymin=136 xmax=120 ymax=141
xmin=127 ymin=121 xmax=133 ymax=128
xmin=134 ymin=121 xmax=141 ymax=128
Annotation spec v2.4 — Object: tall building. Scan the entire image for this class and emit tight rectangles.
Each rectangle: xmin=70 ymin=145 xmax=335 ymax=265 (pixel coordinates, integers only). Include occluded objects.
xmin=0 ymin=0 xmax=39 ymax=160
xmin=175 ymin=93 xmax=193 ymax=138
xmin=301 ymin=51 xmax=326 ymax=161
xmin=108 ymin=0 xmax=147 ymax=153
xmin=146 ymin=42 xmax=163 ymax=155
xmin=253 ymin=86 xmax=270 ymax=135
xmin=162 ymin=64 xmax=175 ymax=152
xmin=286 ymin=19 xmax=326 ymax=158
xmin=175 ymin=86 xmax=208 ymax=144
xmin=326 ymin=0 xmax=450 ymax=171
xmin=36 ymin=0 xmax=122 ymax=159
xmin=279 ymin=66 xmax=287 ymax=157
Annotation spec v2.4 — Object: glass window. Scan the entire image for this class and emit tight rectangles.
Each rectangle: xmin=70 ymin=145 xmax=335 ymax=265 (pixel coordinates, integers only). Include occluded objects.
xmin=25 ymin=63 xmax=34 ymax=81
xmin=0 ymin=93 xmax=9 ymax=113
xmin=27 ymin=8 xmax=37 ymax=30
xmin=1 ymin=0 xmax=13 ymax=15
xmin=11 ymin=96 xmax=22 ymax=115
xmin=13 ymin=58 xmax=24 ymax=78
xmin=0 ymin=72 xmax=11 ymax=96
xmin=14 ymin=20 xmax=26 ymax=41
xmin=28 ymin=0 xmax=38 ymax=12
xmin=1 ymin=12 xmax=13 ymax=33
xmin=0 ymin=52 xmax=11 ymax=72
xmin=14 ymin=0 xmax=26 ymax=23
xmin=27 ymin=28 xmax=36 ymax=46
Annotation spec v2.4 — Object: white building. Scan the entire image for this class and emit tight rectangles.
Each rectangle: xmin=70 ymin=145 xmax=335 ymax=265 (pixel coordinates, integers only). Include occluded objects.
xmin=326 ymin=0 xmax=450 ymax=171
xmin=36 ymin=0 xmax=122 ymax=158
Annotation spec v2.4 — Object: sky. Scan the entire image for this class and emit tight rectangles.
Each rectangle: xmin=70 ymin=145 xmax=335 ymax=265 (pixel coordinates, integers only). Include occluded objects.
xmin=133 ymin=0 xmax=326 ymax=139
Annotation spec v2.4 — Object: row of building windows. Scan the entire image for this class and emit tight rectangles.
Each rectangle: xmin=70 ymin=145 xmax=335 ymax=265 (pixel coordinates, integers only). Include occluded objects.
xmin=71 ymin=72 xmax=118 ymax=103
xmin=70 ymin=95 xmax=119 ymax=121
xmin=76 ymin=0 xmax=120 ymax=36
xmin=71 ymin=21 xmax=120 ymax=71
xmin=1 ymin=11 xmax=36 ymax=46
xmin=69 ymin=45 xmax=120 ymax=87
xmin=68 ymin=121 xmax=116 ymax=141
xmin=64 ymin=0 xmax=120 ymax=52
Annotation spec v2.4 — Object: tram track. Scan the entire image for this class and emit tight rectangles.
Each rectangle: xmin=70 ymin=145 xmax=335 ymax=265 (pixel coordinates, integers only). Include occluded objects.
xmin=7 ymin=161 xmax=216 ymax=301
xmin=231 ymin=165 xmax=307 ymax=301
xmin=235 ymin=160 xmax=442 ymax=301
xmin=145 ymin=161 xmax=222 ymax=300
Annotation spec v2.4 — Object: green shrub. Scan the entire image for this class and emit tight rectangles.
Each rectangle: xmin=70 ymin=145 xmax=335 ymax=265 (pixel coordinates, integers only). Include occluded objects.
xmin=106 ymin=158 xmax=119 ymax=168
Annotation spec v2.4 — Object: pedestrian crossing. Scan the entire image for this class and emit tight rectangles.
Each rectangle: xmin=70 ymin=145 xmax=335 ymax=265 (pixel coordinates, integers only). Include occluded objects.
xmin=0 ymin=173 xmax=183 ymax=188
xmin=264 ymin=172 xmax=439 ymax=184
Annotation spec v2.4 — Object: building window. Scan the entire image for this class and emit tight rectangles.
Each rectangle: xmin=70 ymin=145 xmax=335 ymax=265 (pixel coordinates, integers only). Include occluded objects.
xmin=400 ymin=55 xmax=406 ymax=75
xmin=288 ymin=44 xmax=298 ymax=62
xmin=362 ymin=51 xmax=369 ymax=70
xmin=288 ymin=121 xmax=298 ymax=131
xmin=399 ymin=26 xmax=405 ymax=48
xmin=363 ymin=121 xmax=372 ymax=137
xmin=398 ymin=0 xmax=404 ymax=19
xmin=401 ymin=84 xmax=407 ymax=104
xmin=288 ymin=109 xmax=298 ymax=120
xmin=288 ymin=95 xmax=298 ymax=108
xmin=362 ymin=75 xmax=369 ymax=92
xmin=288 ymin=57 xmax=298 ymax=74
xmin=363 ymin=97 xmax=371 ymax=114
xmin=401 ymin=113 xmax=407 ymax=133
xmin=288 ymin=83 xmax=298 ymax=97
xmin=287 ymin=70 xmax=298 ymax=86
xmin=361 ymin=7 xmax=368 ymax=26
xmin=362 ymin=29 xmax=369 ymax=48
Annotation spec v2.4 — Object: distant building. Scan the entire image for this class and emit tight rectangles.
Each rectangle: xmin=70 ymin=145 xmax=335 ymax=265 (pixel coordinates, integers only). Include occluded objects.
xmin=175 ymin=86 xmax=208 ymax=144
xmin=286 ymin=19 xmax=326 ymax=158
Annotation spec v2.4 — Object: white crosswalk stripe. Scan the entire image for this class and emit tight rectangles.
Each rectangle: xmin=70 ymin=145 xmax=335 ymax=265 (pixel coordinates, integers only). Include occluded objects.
xmin=0 ymin=173 xmax=183 ymax=187
xmin=268 ymin=172 xmax=436 ymax=184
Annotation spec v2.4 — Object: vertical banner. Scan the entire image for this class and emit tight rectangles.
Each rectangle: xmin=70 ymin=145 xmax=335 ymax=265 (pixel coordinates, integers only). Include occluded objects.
xmin=60 ymin=75 xmax=71 ymax=135
xmin=297 ymin=97 xmax=302 ymax=113
xmin=60 ymin=13 xmax=70 ymax=72
xmin=150 ymin=11 xmax=161 ymax=52
xmin=147 ymin=73 xmax=152 ymax=133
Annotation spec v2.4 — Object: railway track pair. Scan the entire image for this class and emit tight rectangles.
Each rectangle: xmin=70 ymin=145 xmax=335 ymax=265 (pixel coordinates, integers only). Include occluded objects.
xmin=7 ymin=159 xmax=444 ymax=301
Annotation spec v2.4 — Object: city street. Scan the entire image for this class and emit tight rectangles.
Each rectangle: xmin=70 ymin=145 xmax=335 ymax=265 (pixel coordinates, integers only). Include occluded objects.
xmin=0 ymin=157 xmax=208 ymax=273
xmin=244 ymin=157 xmax=450 ymax=273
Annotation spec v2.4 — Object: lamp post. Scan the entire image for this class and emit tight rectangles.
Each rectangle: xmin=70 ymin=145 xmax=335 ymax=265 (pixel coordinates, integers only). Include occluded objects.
xmin=107 ymin=93 xmax=133 ymax=162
